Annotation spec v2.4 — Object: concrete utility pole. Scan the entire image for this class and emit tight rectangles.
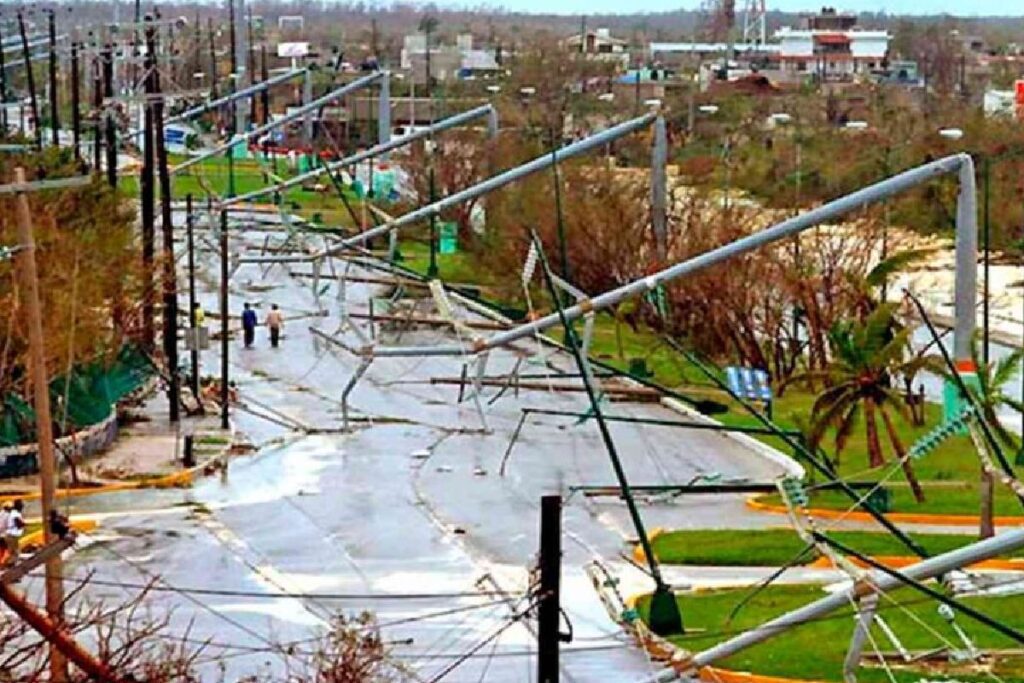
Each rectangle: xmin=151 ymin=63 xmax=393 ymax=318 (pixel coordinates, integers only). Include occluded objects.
xmin=11 ymin=167 xmax=71 ymax=683
xmin=102 ymin=42 xmax=117 ymax=188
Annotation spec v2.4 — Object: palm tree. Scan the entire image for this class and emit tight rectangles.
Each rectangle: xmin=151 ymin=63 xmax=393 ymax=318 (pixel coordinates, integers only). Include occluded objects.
xmin=793 ymin=304 xmax=934 ymax=503
xmin=946 ymin=332 xmax=1023 ymax=537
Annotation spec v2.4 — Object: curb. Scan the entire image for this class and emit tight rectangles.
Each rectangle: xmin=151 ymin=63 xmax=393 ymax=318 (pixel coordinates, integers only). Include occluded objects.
xmin=745 ymin=495 xmax=1024 ymax=527
xmin=659 ymin=398 xmax=805 ymax=479
xmin=1 ymin=430 xmax=235 ymax=507
xmin=806 ymin=554 xmax=1024 ymax=572
xmin=633 ymin=527 xmax=665 ymax=564
xmin=614 ymin=585 xmax=824 ymax=683
xmin=20 ymin=519 xmax=99 ymax=549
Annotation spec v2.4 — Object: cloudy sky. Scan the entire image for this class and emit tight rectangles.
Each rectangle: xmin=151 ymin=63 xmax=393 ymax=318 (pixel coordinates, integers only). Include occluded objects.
xmin=481 ymin=0 xmax=1023 ymax=15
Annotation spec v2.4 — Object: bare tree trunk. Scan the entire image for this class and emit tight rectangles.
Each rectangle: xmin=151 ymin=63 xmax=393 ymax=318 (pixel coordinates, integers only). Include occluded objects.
xmin=980 ymin=465 xmax=995 ymax=538
xmin=864 ymin=399 xmax=884 ymax=468
xmin=881 ymin=406 xmax=925 ymax=503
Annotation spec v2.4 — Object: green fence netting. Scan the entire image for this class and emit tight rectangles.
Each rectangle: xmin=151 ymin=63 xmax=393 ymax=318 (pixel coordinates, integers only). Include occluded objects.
xmin=0 ymin=345 xmax=153 ymax=448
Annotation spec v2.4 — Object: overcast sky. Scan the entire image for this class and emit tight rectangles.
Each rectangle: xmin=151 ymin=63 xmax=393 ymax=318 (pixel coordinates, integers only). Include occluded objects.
xmin=479 ymin=0 xmax=1024 ymax=16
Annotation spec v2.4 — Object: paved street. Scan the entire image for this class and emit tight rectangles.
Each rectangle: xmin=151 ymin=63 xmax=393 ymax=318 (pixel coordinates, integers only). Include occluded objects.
xmin=25 ymin=211 xmax=803 ymax=681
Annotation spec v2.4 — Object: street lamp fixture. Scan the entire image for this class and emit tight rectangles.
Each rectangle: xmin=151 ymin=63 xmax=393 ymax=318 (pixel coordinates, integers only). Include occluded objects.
xmin=698 ymin=104 xmax=719 ymax=115
xmin=939 ymin=127 xmax=965 ymax=140
xmin=486 ymin=84 xmax=501 ymax=94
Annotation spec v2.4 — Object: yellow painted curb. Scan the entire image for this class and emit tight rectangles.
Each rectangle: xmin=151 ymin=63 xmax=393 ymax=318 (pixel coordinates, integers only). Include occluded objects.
xmin=633 ymin=527 xmax=665 ymax=564
xmin=746 ymin=495 xmax=1024 ymax=528
xmin=20 ymin=519 xmax=99 ymax=549
xmin=806 ymin=554 xmax=1024 ymax=572
xmin=700 ymin=667 xmax=826 ymax=683
xmin=0 ymin=452 xmax=215 ymax=507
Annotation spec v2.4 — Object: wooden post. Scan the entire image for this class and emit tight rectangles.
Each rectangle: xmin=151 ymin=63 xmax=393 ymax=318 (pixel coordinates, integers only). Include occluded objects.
xmin=12 ymin=167 xmax=69 ymax=682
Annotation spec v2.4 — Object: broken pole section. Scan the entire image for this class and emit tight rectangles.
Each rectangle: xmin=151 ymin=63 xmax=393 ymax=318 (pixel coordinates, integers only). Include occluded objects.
xmin=537 ymin=495 xmax=564 ymax=683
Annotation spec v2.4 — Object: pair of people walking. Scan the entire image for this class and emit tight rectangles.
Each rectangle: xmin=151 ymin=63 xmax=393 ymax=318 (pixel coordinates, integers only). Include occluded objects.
xmin=242 ymin=303 xmax=284 ymax=349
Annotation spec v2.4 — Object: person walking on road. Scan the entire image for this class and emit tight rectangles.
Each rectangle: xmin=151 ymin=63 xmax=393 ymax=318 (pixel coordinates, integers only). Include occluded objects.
xmin=4 ymin=500 xmax=25 ymax=567
xmin=0 ymin=503 xmax=10 ymax=557
xmin=266 ymin=304 xmax=284 ymax=348
xmin=242 ymin=303 xmax=257 ymax=349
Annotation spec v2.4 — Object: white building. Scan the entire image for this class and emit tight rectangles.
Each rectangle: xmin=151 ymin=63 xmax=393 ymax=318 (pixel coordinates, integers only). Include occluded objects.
xmin=775 ymin=8 xmax=888 ymax=81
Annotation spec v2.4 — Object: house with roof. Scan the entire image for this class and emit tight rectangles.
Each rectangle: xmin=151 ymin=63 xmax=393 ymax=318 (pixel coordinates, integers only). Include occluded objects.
xmin=563 ymin=28 xmax=630 ymax=66
xmin=776 ymin=7 xmax=889 ymax=82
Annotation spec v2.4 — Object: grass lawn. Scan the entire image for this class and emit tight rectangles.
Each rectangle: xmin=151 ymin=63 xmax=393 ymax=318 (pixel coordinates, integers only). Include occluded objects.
xmin=120 ymin=156 xmax=364 ymax=229
xmin=638 ymin=585 xmax=1024 ymax=683
xmin=650 ymin=528 xmax=1024 ymax=566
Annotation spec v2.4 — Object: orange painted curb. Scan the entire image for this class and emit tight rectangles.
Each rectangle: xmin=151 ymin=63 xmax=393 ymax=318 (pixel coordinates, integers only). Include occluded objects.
xmin=806 ymin=554 xmax=1024 ymax=572
xmin=700 ymin=667 xmax=826 ymax=683
xmin=745 ymin=495 xmax=1024 ymax=528
xmin=633 ymin=527 xmax=665 ymax=564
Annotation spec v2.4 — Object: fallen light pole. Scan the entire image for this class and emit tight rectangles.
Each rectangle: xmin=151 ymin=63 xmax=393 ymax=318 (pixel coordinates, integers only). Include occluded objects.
xmin=368 ymin=154 xmax=978 ymax=368
xmin=173 ymin=70 xmax=389 ymax=175
xmin=638 ymin=527 xmax=1024 ymax=682
xmin=223 ymin=103 xmax=499 ymax=207
xmin=239 ymin=112 xmax=660 ymax=266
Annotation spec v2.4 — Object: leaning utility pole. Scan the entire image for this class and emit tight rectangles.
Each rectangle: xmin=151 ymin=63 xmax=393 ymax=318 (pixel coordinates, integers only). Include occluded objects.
xmin=47 ymin=10 xmax=59 ymax=147
xmin=150 ymin=19 xmax=180 ymax=423
xmin=11 ymin=166 xmax=71 ymax=683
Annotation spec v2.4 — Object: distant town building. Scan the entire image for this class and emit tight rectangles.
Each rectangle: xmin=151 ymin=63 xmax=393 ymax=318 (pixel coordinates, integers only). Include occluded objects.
xmin=563 ymin=28 xmax=630 ymax=66
xmin=277 ymin=15 xmax=304 ymax=32
xmin=775 ymin=7 xmax=889 ymax=81
xmin=401 ymin=33 xmax=501 ymax=84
